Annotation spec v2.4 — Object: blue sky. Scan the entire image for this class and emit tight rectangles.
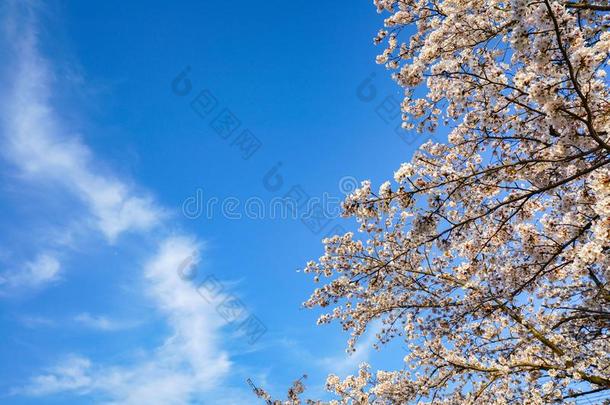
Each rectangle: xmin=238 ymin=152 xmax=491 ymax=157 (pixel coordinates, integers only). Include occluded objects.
xmin=0 ymin=1 xmax=433 ymax=403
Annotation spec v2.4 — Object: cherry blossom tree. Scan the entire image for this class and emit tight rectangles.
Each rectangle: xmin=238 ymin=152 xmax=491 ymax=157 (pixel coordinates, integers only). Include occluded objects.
xmin=255 ymin=0 xmax=610 ymax=403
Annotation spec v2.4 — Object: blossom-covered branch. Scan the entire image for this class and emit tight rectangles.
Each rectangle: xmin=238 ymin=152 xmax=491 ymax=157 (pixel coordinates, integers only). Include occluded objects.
xmin=262 ymin=0 xmax=610 ymax=403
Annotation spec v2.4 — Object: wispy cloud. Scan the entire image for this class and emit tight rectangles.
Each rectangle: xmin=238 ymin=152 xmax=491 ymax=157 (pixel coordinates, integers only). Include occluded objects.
xmin=318 ymin=320 xmax=382 ymax=377
xmin=1 ymin=3 xmax=238 ymax=403
xmin=73 ymin=313 xmax=137 ymax=332
xmin=18 ymin=355 xmax=93 ymax=397
xmin=18 ymin=238 xmax=232 ymax=404
xmin=0 ymin=253 xmax=61 ymax=291
xmin=1 ymin=6 xmax=164 ymax=244
xmin=278 ymin=320 xmax=383 ymax=380
xmin=19 ymin=315 xmax=57 ymax=329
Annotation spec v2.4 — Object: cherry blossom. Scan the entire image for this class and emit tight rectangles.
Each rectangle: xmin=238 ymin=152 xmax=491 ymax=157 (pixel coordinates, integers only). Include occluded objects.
xmin=259 ymin=0 xmax=610 ymax=402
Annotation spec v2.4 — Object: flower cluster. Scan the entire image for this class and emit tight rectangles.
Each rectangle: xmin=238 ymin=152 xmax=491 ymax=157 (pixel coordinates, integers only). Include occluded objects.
xmin=296 ymin=0 xmax=610 ymax=403
xmin=257 ymin=0 xmax=610 ymax=402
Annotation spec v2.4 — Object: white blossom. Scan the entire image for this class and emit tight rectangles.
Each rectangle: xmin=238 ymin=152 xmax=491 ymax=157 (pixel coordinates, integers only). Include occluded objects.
xmin=261 ymin=0 xmax=610 ymax=402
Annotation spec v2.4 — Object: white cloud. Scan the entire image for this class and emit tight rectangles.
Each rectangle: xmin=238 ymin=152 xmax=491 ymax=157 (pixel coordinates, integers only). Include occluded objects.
xmin=0 ymin=253 xmax=61 ymax=291
xmin=73 ymin=313 xmax=137 ymax=332
xmin=2 ymin=5 xmax=236 ymax=403
xmin=103 ymin=236 xmax=231 ymax=403
xmin=145 ymin=237 xmax=231 ymax=374
xmin=19 ymin=355 xmax=93 ymax=396
xmin=1 ymin=11 xmax=163 ymax=243
xmin=19 ymin=237 xmax=232 ymax=404
xmin=19 ymin=315 xmax=57 ymax=328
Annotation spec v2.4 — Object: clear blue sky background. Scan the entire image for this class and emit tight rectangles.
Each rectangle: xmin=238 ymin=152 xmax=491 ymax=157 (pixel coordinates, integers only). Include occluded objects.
xmin=0 ymin=1 xmax=434 ymax=403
